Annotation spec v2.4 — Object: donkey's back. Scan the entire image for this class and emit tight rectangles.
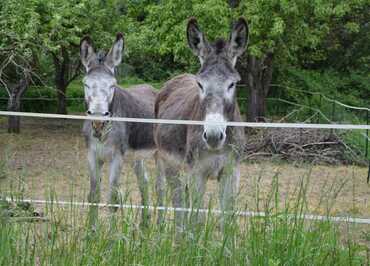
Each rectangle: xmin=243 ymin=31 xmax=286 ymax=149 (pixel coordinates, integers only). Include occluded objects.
xmin=124 ymin=84 xmax=157 ymax=150
xmin=154 ymin=74 xmax=199 ymax=157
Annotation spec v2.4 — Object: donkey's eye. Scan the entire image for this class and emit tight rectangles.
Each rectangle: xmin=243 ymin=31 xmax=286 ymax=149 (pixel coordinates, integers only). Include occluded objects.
xmin=228 ymin=82 xmax=235 ymax=90
xmin=197 ymin=82 xmax=204 ymax=91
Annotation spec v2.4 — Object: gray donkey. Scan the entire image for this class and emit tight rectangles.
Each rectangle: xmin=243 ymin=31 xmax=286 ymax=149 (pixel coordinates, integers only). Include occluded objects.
xmin=80 ymin=33 xmax=156 ymax=220
xmin=154 ymin=18 xmax=248 ymax=227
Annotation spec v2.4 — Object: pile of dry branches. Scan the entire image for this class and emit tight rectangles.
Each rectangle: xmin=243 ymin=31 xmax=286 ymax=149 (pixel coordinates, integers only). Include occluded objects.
xmin=244 ymin=128 xmax=364 ymax=165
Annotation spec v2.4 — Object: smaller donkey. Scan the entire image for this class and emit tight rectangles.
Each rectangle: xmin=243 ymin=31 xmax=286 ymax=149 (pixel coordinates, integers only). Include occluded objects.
xmin=155 ymin=18 xmax=248 ymax=228
xmin=80 ymin=33 xmax=156 ymax=221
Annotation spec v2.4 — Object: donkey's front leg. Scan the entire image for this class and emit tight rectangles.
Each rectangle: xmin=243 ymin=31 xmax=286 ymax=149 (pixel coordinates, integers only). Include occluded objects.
xmin=87 ymin=148 xmax=103 ymax=229
xmin=88 ymin=148 xmax=103 ymax=204
xmin=134 ymin=159 xmax=151 ymax=226
xmin=108 ymin=150 xmax=123 ymax=211
xmin=157 ymin=156 xmax=184 ymax=230
xmin=218 ymin=161 xmax=240 ymax=229
xmin=187 ymin=168 xmax=207 ymax=227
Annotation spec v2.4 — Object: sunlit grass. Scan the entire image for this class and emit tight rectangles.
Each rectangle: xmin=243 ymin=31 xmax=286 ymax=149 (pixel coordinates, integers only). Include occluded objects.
xmin=0 ymin=172 xmax=367 ymax=265
xmin=1 ymin=121 xmax=369 ymax=265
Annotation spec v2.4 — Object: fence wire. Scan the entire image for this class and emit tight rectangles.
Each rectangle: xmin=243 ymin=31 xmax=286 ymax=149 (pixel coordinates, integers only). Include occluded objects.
xmin=4 ymin=197 xmax=370 ymax=225
xmin=1 ymin=111 xmax=370 ymax=130
xmin=1 ymin=94 xmax=370 ymax=225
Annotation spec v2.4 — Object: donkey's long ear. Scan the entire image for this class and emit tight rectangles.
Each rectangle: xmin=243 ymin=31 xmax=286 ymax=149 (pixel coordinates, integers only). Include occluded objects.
xmin=228 ymin=18 xmax=249 ymax=66
xmin=80 ymin=36 xmax=96 ymax=72
xmin=105 ymin=33 xmax=124 ymax=72
xmin=187 ymin=18 xmax=210 ymax=64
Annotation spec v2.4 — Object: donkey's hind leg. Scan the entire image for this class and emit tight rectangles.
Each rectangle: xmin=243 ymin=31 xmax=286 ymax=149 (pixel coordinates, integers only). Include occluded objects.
xmin=166 ymin=169 xmax=184 ymax=230
xmin=156 ymin=154 xmax=185 ymax=230
xmin=133 ymin=159 xmax=151 ymax=226
xmin=108 ymin=150 xmax=123 ymax=212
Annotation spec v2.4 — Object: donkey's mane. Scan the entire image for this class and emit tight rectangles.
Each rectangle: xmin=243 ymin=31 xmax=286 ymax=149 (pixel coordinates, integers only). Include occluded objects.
xmin=86 ymin=51 xmax=113 ymax=75
xmin=213 ymin=38 xmax=227 ymax=54
xmin=96 ymin=50 xmax=106 ymax=64
xmin=87 ymin=65 xmax=113 ymax=75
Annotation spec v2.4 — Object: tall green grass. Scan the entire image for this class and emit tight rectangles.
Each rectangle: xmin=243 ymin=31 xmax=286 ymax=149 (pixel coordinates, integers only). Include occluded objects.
xmin=0 ymin=172 xmax=366 ymax=265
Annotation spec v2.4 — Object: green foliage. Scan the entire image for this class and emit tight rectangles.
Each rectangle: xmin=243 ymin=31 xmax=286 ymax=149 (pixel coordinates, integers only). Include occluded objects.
xmin=0 ymin=78 xmax=162 ymax=113
xmin=0 ymin=199 xmax=36 ymax=220
xmin=269 ymin=68 xmax=370 ymax=159
xmin=0 ymin=0 xmax=41 ymax=87
xmin=278 ymin=68 xmax=370 ymax=109
xmin=116 ymin=0 xmax=369 ymax=81
xmin=121 ymin=0 xmax=233 ymax=78
xmin=236 ymin=0 xmax=368 ymax=64
xmin=0 ymin=0 xmax=368 ymax=118
xmin=36 ymin=0 xmax=121 ymax=52
xmin=0 ymin=0 xmax=40 ymax=53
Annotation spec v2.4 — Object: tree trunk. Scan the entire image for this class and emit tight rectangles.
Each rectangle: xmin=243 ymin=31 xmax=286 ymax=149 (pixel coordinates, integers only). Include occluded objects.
xmin=53 ymin=47 xmax=69 ymax=115
xmin=52 ymin=47 xmax=81 ymax=115
xmin=247 ymin=79 xmax=266 ymax=122
xmin=56 ymin=84 xmax=67 ymax=114
xmin=238 ymin=54 xmax=274 ymax=122
xmin=227 ymin=0 xmax=274 ymax=122
xmin=7 ymin=72 xmax=31 ymax=133
xmin=228 ymin=0 xmax=240 ymax=8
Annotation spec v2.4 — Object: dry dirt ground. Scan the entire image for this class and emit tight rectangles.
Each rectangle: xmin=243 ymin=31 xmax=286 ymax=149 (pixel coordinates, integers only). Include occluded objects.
xmin=1 ymin=117 xmax=370 ymax=218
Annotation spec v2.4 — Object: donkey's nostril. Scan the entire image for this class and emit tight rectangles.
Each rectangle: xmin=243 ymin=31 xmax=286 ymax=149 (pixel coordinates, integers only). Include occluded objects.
xmin=203 ymin=131 xmax=207 ymax=140
xmin=86 ymin=110 xmax=92 ymax=115
xmin=104 ymin=111 xmax=111 ymax=116
xmin=219 ymin=132 xmax=224 ymax=141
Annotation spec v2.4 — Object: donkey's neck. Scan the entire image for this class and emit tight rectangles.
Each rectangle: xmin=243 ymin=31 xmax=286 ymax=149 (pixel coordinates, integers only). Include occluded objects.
xmin=110 ymin=86 xmax=127 ymax=116
xmin=110 ymin=86 xmax=140 ymax=118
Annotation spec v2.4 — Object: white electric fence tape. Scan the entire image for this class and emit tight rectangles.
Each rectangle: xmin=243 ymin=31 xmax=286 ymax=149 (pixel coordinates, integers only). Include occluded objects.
xmin=4 ymin=197 xmax=370 ymax=225
xmin=2 ymin=111 xmax=370 ymax=225
xmin=1 ymin=111 xmax=370 ymax=130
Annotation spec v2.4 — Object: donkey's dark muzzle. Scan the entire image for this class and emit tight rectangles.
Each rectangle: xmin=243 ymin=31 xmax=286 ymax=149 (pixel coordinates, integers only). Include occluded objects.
xmin=92 ymin=121 xmax=106 ymax=138
xmin=203 ymin=131 xmax=225 ymax=150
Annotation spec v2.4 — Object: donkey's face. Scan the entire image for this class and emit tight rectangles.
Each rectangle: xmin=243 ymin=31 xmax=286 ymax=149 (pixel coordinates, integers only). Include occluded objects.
xmin=187 ymin=18 xmax=248 ymax=150
xmin=80 ymin=33 xmax=124 ymax=116
xmin=80 ymin=34 xmax=124 ymax=135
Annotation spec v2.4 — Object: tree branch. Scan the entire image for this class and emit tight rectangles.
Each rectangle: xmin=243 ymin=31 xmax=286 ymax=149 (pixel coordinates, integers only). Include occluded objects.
xmin=66 ymin=61 xmax=81 ymax=87
xmin=50 ymin=50 xmax=61 ymax=67
xmin=228 ymin=0 xmax=240 ymax=8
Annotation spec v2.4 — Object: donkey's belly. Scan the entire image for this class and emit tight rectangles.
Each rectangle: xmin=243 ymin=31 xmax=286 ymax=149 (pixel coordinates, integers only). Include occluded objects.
xmin=159 ymin=150 xmax=229 ymax=180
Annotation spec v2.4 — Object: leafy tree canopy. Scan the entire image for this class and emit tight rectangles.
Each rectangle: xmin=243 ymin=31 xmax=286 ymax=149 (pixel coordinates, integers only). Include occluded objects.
xmin=123 ymin=0 xmax=369 ymax=70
